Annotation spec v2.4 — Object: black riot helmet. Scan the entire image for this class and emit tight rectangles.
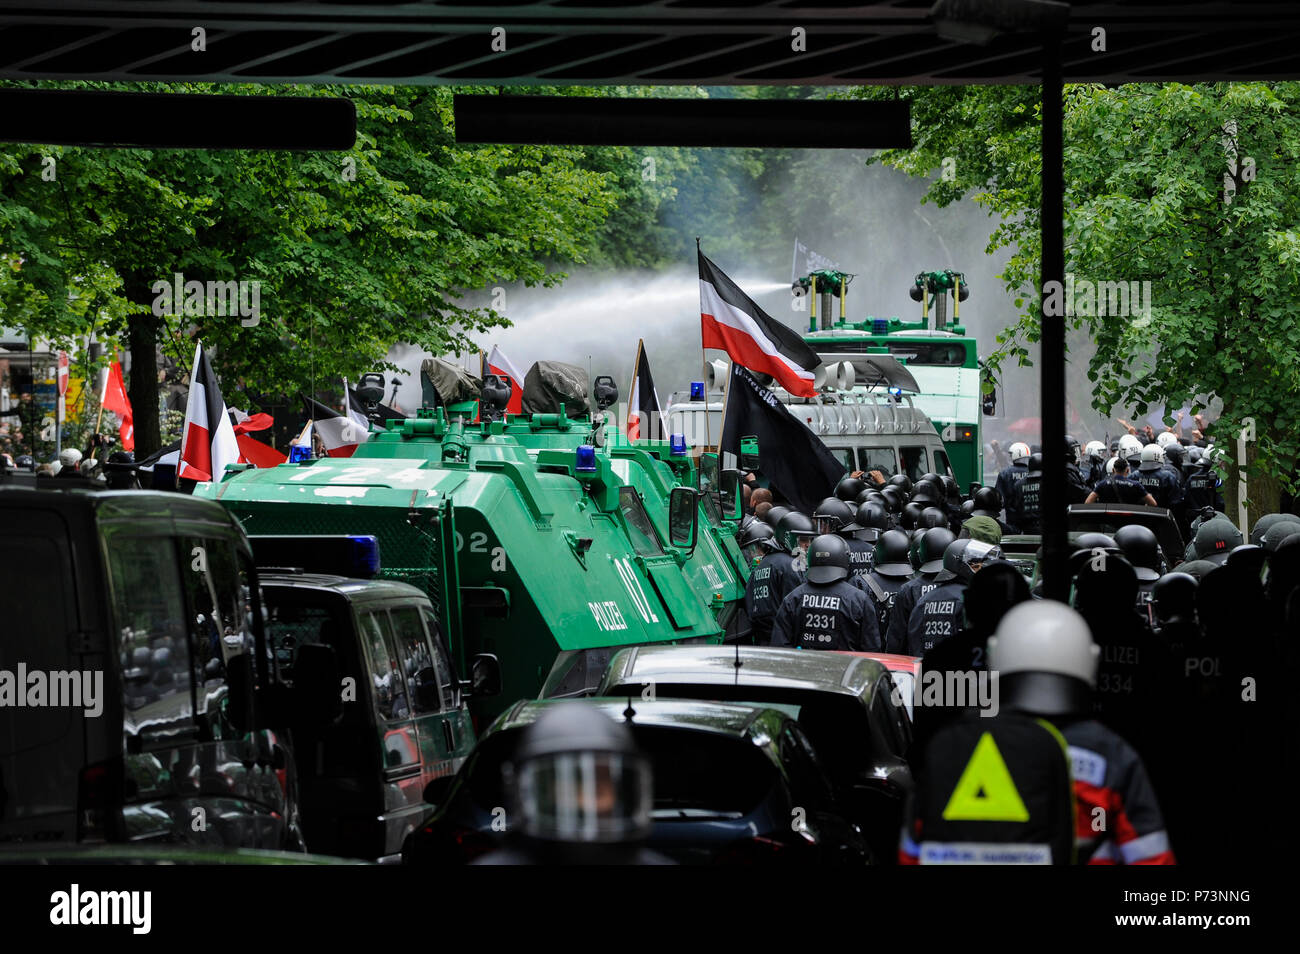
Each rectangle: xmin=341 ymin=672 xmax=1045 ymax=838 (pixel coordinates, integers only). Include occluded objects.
xmin=1074 ymin=532 xmax=1117 ymax=552
xmin=14 ymin=454 xmax=35 ymax=471
xmin=1113 ymin=524 xmax=1163 ymax=582
xmin=1065 ymin=435 xmax=1081 ymax=464
xmin=879 ymin=487 xmax=904 ymax=515
xmin=940 ymin=475 xmax=961 ymax=500
xmin=972 ymin=486 xmax=1002 ymax=517
xmin=776 ymin=510 xmax=816 ymax=553
xmin=886 ymin=474 xmax=913 ymax=497
xmin=1163 ymin=443 xmax=1185 ymax=469
xmin=935 ymin=538 xmax=1003 ymax=584
xmin=509 ymin=702 xmax=652 ymax=846
xmin=1194 ymin=518 xmax=1243 ymax=565
xmin=855 ymin=501 xmax=890 ymax=542
xmin=1252 ymin=513 xmax=1298 ymax=547
xmin=919 ymin=472 xmax=941 ymax=486
xmin=835 ymin=476 xmax=868 ymax=502
xmin=1151 ymin=572 xmax=1197 ymax=627
xmin=1025 ymin=453 xmax=1044 ymax=475
xmin=918 ymin=527 xmax=958 ymax=575
xmin=1226 ymin=543 xmax=1267 ymax=578
xmin=763 ymin=505 xmax=791 ymax=528
xmin=806 ymin=533 xmax=852 ymax=584
xmin=918 ymin=506 xmax=949 ymax=531
xmin=1182 ymin=445 xmax=1203 ymax=472
xmin=854 ymin=487 xmax=880 ymax=506
xmin=899 ymin=501 xmax=924 ymax=532
xmin=813 ymin=497 xmax=857 ymax=535
xmin=739 ymin=520 xmax=785 ymax=563
xmin=910 ymin=483 xmax=941 ymax=507
xmin=872 ymin=529 xmax=914 ymax=578
xmin=960 ymin=499 xmax=976 ymax=517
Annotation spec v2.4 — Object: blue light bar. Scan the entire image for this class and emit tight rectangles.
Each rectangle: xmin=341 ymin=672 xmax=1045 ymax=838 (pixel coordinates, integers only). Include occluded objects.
xmin=888 ymin=386 xmax=902 ymax=396
xmin=575 ymin=445 xmax=598 ymax=473
xmin=288 ymin=444 xmax=312 ymax=463
xmin=670 ymin=434 xmax=687 ymax=457
xmin=872 ymin=318 xmax=889 ymax=334
xmin=689 ymin=382 xmax=705 ymax=401
xmin=345 ymin=535 xmax=381 ymax=577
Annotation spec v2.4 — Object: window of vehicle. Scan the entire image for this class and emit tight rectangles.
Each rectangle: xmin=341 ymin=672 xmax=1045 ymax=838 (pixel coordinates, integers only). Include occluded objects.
xmin=178 ymin=536 xmax=250 ymax=727
xmin=831 ymin=447 xmax=855 ymax=472
xmin=540 ymin=647 xmax=619 ymax=699
xmin=106 ymin=535 xmax=191 ymax=726
xmin=618 ymin=486 xmax=663 ymax=557
xmin=634 ymin=726 xmax=777 ymax=817
xmin=872 ymin=677 xmax=908 ymax=757
xmin=779 ymin=723 xmax=836 ymax=811
xmin=859 ymin=446 xmax=898 ymax=476
xmin=388 ymin=605 xmax=439 ymax=714
xmin=422 ymin=607 xmax=459 ymax=710
xmin=900 ymin=446 xmax=927 ymax=482
xmin=699 ymin=486 xmax=723 ymax=528
xmin=360 ymin=610 xmax=408 ymax=722
xmin=885 ymin=341 xmax=968 ymax=366
xmin=934 ymin=449 xmax=953 ymax=478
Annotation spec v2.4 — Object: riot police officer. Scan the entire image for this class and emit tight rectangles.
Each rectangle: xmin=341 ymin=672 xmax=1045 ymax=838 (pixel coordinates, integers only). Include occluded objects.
xmin=1082 ymin=440 xmax=1107 ymax=486
xmin=1086 ymin=455 xmax=1157 ymax=506
xmin=835 ymin=475 xmax=868 ymax=503
xmin=771 ymin=534 xmax=881 ymax=651
xmin=1181 ymin=449 xmax=1225 ymax=536
xmin=860 ymin=528 xmax=913 ymax=650
xmin=1113 ymin=523 xmax=1164 ymax=609
xmin=994 ymin=441 xmax=1031 ymax=530
xmin=987 ymin=601 xmax=1175 ymax=865
xmin=1136 ymin=444 xmax=1182 ymax=509
xmin=815 ymin=496 xmax=874 ymax=579
xmin=1010 ymin=453 xmax=1045 ymax=534
xmin=906 ymin=539 xmax=1002 ymax=656
xmin=886 ymin=526 xmax=954 ymax=654
xmin=1063 ymin=438 xmax=1092 ymax=504
xmin=775 ymin=510 xmax=816 ymax=573
xmin=740 ymin=522 xmax=802 ymax=647
xmin=472 ymin=702 xmax=671 ymax=865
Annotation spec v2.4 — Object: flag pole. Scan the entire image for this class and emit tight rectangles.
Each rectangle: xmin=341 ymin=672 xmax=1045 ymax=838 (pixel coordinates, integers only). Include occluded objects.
xmin=716 ymin=364 xmax=733 ymax=464
xmin=697 ymin=237 xmax=712 ymax=450
xmin=628 ymin=338 xmax=642 ymax=443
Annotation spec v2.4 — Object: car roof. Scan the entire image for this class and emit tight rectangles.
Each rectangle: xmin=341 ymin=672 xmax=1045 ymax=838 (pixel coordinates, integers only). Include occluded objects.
xmin=258 ymin=572 xmax=432 ymax=602
xmin=600 ymin=645 xmax=889 ymax=700
xmin=492 ymin=697 xmax=793 ymax=743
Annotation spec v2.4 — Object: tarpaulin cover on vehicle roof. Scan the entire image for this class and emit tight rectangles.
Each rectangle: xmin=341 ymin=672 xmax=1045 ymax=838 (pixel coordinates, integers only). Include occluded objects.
xmin=421 ymin=357 xmax=481 ymax=407
xmin=522 ymin=361 xmax=589 ymax=415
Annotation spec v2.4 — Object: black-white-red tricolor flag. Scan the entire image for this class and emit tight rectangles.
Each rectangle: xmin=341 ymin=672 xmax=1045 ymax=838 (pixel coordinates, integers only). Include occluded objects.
xmin=626 ymin=338 xmax=664 ymax=442
xmin=178 ymin=341 xmax=240 ymax=483
xmin=699 ymin=248 xmax=821 ymax=398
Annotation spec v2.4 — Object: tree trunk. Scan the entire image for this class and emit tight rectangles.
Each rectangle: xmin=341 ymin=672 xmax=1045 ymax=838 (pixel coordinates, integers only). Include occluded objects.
xmin=124 ymin=270 xmax=162 ymax=460
xmin=1224 ymin=425 xmax=1284 ymax=532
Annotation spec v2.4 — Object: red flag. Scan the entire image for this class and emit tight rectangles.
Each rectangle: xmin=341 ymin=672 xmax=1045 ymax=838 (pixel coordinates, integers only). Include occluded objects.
xmin=57 ymin=351 xmax=69 ymax=397
xmin=487 ymin=344 xmax=525 ymax=416
xmin=101 ymin=355 xmax=134 ymax=452
xmin=232 ymin=411 xmax=285 ymax=468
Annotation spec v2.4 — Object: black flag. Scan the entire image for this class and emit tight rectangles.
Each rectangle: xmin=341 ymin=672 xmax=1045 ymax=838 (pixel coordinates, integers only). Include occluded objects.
xmin=720 ymin=364 xmax=847 ymax=514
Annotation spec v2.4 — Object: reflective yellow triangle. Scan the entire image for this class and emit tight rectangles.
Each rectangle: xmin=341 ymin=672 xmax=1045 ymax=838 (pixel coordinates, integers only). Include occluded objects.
xmin=942 ymin=732 xmax=1030 ymax=822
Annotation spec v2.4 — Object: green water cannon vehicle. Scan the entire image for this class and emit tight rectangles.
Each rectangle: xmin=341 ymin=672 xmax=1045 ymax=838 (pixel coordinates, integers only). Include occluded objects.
xmin=199 ymin=364 xmax=750 ymax=720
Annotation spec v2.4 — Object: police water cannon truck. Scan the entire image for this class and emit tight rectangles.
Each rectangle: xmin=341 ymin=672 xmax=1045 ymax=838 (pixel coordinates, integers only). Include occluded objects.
xmin=198 ymin=363 xmax=750 ymax=720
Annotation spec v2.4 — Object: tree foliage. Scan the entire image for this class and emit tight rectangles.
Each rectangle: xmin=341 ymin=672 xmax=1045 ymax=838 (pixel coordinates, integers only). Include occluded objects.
xmin=849 ymin=81 xmax=1300 ymax=512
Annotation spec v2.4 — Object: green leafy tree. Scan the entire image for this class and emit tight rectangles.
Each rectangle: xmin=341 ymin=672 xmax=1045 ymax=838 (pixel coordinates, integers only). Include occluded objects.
xmin=849 ymin=82 xmax=1300 ymax=518
xmin=1 ymin=82 xmax=619 ymax=457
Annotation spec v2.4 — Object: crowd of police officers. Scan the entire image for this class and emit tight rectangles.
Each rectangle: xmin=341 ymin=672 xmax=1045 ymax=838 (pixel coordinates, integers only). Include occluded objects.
xmin=730 ymin=433 xmax=1298 ymax=865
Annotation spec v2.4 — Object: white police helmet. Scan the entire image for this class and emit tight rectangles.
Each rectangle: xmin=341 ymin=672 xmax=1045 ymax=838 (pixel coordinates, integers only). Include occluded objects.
xmin=987 ymin=601 xmax=1100 ymax=716
xmin=1156 ymin=431 xmax=1178 ymax=448
xmin=1008 ymin=442 xmax=1031 ymax=464
xmin=1138 ymin=443 xmax=1165 ymax=471
xmin=1083 ymin=440 xmax=1105 ymax=460
xmin=1118 ymin=434 xmax=1143 ymax=458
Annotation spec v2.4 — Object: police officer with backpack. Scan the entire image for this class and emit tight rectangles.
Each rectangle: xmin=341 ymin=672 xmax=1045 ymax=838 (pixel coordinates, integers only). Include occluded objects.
xmin=994 ymin=441 xmax=1031 ymax=531
xmin=859 ymin=529 xmax=914 ymax=651
xmin=886 ymin=527 xmax=955 ymax=655
xmin=771 ymin=534 xmax=881 ymax=651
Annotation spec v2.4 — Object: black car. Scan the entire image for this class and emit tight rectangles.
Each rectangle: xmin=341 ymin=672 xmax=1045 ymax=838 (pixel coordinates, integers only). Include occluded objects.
xmin=595 ymin=645 xmax=914 ymax=863
xmin=402 ymin=698 xmax=869 ymax=865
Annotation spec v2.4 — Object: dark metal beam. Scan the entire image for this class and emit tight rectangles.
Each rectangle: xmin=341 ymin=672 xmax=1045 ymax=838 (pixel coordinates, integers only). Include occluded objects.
xmin=453 ymin=95 xmax=912 ymax=149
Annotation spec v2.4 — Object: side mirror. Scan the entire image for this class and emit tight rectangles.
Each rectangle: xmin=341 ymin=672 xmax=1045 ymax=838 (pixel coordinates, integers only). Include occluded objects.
xmin=423 ymin=774 xmax=455 ymax=807
xmin=460 ymin=653 xmax=502 ymax=699
xmin=669 ymin=486 xmax=699 ymax=551
xmin=698 ymin=452 xmax=720 ymax=494
xmin=719 ymin=468 xmax=743 ymax=521
xmin=740 ymin=436 xmax=760 ymax=472
xmin=293 ymin=643 xmax=343 ymax=725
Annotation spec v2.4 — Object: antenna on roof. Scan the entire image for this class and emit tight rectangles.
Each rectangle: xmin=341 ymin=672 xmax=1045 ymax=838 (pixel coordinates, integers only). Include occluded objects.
xmin=623 ymin=696 xmax=636 ymax=722
xmin=734 ymin=643 xmax=743 ymax=669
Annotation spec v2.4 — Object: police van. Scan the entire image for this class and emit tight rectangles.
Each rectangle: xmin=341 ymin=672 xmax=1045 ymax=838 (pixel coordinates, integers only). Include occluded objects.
xmin=666 ymin=356 xmax=954 ymax=484
xmin=0 ymin=486 xmax=307 ymax=850
xmin=251 ymin=535 xmax=500 ymax=862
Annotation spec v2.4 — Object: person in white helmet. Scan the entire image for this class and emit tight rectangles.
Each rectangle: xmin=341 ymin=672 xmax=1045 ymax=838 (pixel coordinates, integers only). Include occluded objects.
xmin=54 ymin=447 xmax=83 ymax=480
xmin=1117 ymin=432 xmax=1144 ymax=469
xmin=1136 ymin=443 xmax=1182 ymax=509
xmin=993 ymin=441 xmax=1031 ymax=532
xmin=988 ymin=601 xmax=1175 ymax=865
xmin=1082 ymin=440 xmax=1107 ymax=486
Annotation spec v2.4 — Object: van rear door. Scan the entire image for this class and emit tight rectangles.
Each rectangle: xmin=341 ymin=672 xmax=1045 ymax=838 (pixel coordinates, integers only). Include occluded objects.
xmin=0 ymin=505 xmax=88 ymax=843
